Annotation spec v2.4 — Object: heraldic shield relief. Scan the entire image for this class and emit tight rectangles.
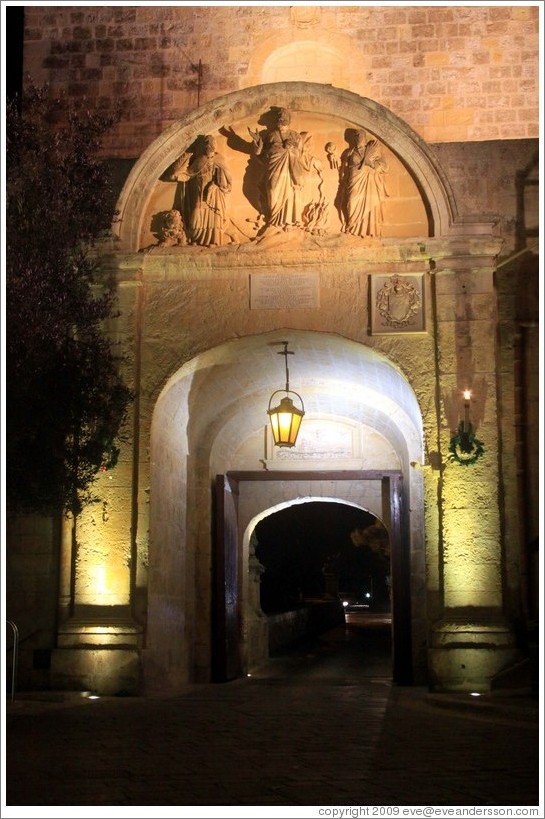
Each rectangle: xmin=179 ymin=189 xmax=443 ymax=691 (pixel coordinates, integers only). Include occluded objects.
xmin=369 ymin=273 xmax=426 ymax=334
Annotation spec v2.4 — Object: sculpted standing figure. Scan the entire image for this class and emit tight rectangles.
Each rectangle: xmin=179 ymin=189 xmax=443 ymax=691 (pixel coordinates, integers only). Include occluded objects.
xmin=171 ymin=134 xmax=232 ymax=246
xmin=337 ymin=130 xmax=388 ymax=238
xmin=248 ymin=107 xmax=305 ymax=231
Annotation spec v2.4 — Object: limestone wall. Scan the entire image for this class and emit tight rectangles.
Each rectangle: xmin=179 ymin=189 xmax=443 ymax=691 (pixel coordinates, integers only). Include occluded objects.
xmin=22 ymin=5 xmax=539 ymax=156
xmin=11 ymin=8 xmax=539 ymax=690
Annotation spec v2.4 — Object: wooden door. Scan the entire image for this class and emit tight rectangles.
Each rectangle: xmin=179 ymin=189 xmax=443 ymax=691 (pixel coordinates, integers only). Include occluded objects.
xmin=387 ymin=473 xmax=413 ymax=685
xmin=212 ymin=474 xmax=242 ymax=682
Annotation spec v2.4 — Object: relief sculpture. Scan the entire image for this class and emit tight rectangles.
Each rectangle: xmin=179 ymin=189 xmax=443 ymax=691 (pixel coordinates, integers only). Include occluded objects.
xmin=220 ymin=107 xmax=330 ymax=239
xmin=152 ymin=209 xmax=187 ymax=247
xmin=299 ymin=131 xmax=328 ymax=235
xmin=376 ymin=275 xmax=421 ymax=328
xmin=149 ymin=110 xmax=398 ymax=250
xmin=247 ymin=106 xmax=307 ymax=234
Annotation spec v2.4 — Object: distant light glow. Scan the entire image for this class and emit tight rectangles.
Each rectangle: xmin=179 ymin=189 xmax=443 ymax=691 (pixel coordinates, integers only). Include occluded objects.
xmin=470 ymin=692 xmax=481 ymax=697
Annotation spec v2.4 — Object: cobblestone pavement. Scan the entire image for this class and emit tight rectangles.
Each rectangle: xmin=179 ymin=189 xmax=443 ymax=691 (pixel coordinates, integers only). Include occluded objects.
xmin=3 ymin=624 xmax=541 ymax=815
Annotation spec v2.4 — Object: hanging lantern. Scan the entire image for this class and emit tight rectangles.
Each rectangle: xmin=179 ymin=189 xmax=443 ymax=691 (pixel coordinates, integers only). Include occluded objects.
xmin=267 ymin=341 xmax=305 ymax=447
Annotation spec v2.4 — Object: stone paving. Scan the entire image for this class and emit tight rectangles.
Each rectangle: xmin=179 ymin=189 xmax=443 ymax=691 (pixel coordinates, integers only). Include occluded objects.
xmin=3 ymin=624 xmax=541 ymax=814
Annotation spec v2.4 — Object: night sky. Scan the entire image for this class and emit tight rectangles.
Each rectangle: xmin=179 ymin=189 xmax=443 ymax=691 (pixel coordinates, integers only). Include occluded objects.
xmin=5 ymin=6 xmax=24 ymax=101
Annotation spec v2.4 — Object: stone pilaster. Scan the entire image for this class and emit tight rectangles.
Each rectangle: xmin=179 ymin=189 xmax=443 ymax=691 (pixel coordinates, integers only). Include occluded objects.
xmin=51 ymin=256 xmax=145 ymax=695
xmin=427 ymin=241 xmax=519 ymax=691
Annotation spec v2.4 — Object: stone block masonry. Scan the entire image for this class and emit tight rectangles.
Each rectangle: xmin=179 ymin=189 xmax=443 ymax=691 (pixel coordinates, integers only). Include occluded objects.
xmin=21 ymin=4 xmax=539 ymax=157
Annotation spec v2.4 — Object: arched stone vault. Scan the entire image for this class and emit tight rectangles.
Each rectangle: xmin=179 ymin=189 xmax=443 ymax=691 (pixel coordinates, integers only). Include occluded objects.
xmin=113 ymin=81 xmax=469 ymax=250
xmin=159 ymin=330 xmax=423 ymax=461
xmin=147 ymin=329 xmax=425 ymax=689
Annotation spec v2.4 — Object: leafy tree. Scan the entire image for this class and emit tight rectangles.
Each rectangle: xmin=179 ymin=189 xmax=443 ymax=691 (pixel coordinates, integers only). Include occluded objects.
xmin=6 ymin=84 xmax=133 ymax=515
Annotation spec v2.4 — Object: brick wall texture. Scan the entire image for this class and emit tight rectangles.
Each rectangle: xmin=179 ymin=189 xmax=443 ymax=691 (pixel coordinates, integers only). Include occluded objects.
xmin=22 ymin=4 xmax=540 ymax=157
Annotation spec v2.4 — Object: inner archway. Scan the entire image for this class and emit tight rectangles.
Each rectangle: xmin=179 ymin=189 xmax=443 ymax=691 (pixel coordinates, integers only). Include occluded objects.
xmin=252 ymin=500 xmax=392 ymax=680
xmin=254 ymin=501 xmax=389 ymax=615
xmin=220 ymin=471 xmax=407 ymax=685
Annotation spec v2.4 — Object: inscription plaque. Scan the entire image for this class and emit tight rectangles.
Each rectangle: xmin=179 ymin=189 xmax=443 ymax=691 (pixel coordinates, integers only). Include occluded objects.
xmin=250 ymin=272 xmax=320 ymax=309
xmin=270 ymin=420 xmax=356 ymax=461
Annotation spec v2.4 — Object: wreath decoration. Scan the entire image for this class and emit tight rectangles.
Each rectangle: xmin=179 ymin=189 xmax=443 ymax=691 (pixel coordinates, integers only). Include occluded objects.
xmin=448 ymin=424 xmax=485 ymax=466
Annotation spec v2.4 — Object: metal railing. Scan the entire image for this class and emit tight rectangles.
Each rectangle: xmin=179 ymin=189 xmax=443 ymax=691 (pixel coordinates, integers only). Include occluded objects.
xmin=6 ymin=621 xmax=19 ymax=703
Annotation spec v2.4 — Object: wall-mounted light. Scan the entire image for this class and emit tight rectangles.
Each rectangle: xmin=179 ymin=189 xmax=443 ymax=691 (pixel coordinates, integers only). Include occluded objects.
xmin=267 ymin=341 xmax=305 ymax=447
xmin=448 ymin=389 xmax=485 ymax=465
xmin=461 ymin=389 xmax=472 ymax=450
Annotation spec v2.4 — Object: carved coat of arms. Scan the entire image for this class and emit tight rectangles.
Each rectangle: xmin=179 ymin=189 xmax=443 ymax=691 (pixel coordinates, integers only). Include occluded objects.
xmin=376 ymin=275 xmax=421 ymax=327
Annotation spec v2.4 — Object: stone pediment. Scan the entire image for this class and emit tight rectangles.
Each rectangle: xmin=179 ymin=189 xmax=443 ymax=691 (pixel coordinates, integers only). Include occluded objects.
xmin=113 ymin=82 xmax=482 ymax=254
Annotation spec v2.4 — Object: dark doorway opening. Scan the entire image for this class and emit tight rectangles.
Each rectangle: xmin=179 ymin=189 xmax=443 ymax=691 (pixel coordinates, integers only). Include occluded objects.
xmin=254 ymin=501 xmax=391 ymax=617
xmin=253 ymin=501 xmax=392 ymax=680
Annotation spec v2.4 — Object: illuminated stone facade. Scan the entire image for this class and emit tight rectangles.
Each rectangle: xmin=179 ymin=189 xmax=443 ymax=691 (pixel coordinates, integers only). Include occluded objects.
xmin=7 ymin=5 xmax=539 ymax=695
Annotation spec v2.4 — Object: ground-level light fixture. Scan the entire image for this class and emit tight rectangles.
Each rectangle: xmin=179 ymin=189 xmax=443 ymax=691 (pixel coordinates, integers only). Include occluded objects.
xmin=267 ymin=341 xmax=305 ymax=447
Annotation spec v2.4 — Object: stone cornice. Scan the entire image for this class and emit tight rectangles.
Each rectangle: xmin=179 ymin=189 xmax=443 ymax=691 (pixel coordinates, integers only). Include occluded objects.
xmin=98 ymin=234 xmax=504 ymax=283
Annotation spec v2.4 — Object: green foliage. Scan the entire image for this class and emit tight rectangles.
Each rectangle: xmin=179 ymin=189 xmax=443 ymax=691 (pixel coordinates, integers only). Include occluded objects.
xmin=447 ymin=424 xmax=485 ymax=466
xmin=6 ymin=84 xmax=133 ymax=515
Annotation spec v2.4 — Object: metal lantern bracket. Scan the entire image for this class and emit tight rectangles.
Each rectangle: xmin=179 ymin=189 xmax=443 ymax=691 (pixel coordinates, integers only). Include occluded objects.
xmin=268 ymin=341 xmax=304 ymax=410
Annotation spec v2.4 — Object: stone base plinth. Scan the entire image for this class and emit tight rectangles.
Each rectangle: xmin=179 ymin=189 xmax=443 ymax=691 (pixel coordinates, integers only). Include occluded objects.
xmin=50 ymin=646 xmax=142 ymax=695
xmin=51 ymin=609 xmax=143 ymax=694
xmin=428 ymin=614 xmax=520 ymax=692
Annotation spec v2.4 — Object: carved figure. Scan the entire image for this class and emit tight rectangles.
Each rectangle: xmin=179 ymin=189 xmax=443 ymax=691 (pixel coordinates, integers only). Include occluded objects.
xmin=248 ymin=107 xmax=306 ymax=231
xmin=337 ymin=130 xmax=388 ymax=238
xmin=170 ymin=134 xmax=232 ymax=246
xmin=154 ymin=209 xmax=186 ymax=246
xmin=325 ymin=141 xmax=339 ymax=170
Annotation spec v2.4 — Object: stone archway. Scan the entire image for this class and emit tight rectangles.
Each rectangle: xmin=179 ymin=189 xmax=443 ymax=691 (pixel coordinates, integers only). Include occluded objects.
xmin=232 ymin=480 xmax=407 ymax=684
xmin=49 ymin=78 xmax=513 ymax=697
xmin=245 ymin=497 xmax=392 ymax=670
xmin=145 ymin=330 xmax=424 ymax=693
